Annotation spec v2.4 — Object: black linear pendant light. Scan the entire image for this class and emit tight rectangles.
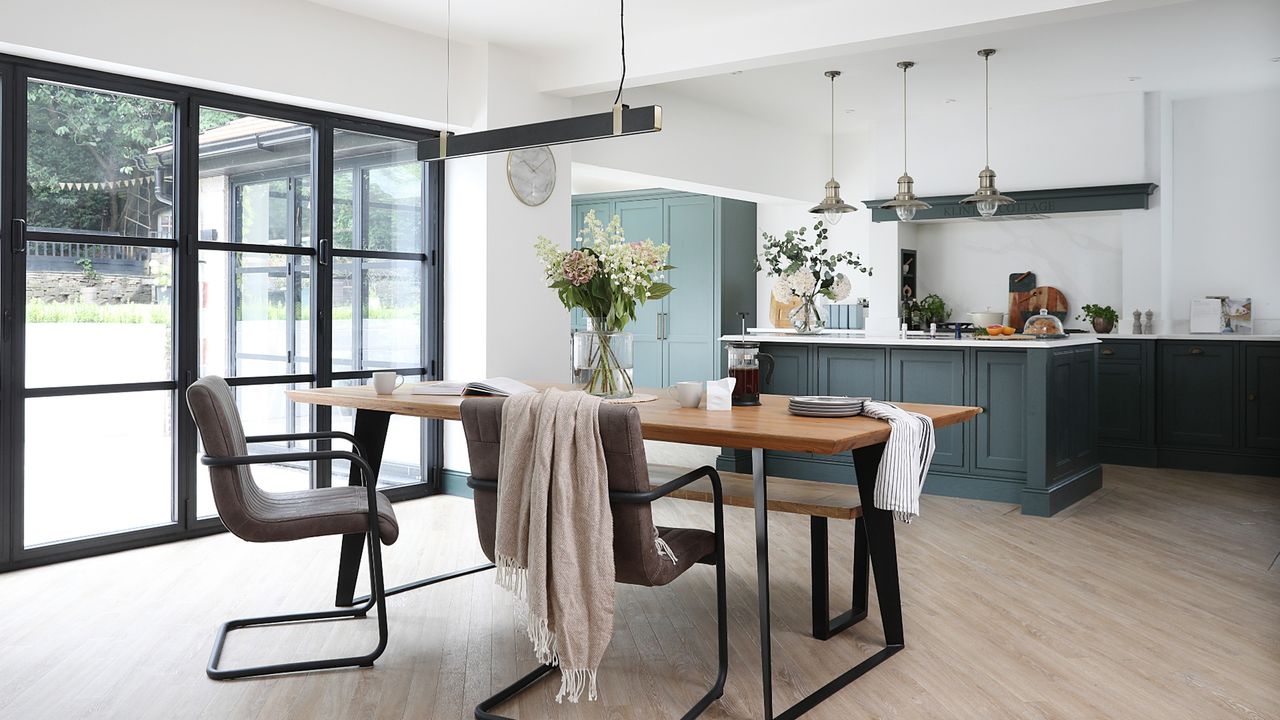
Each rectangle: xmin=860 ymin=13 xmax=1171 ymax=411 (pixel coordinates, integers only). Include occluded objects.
xmin=418 ymin=0 xmax=661 ymax=162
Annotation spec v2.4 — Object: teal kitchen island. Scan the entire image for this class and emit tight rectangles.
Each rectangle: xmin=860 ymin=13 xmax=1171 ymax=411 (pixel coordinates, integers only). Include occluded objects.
xmin=719 ymin=331 xmax=1103 ymax=516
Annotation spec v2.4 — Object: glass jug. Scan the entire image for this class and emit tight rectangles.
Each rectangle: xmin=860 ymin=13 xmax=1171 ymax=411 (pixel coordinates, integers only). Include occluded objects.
xmin=727 ymin=341 xmax=774 ymax=406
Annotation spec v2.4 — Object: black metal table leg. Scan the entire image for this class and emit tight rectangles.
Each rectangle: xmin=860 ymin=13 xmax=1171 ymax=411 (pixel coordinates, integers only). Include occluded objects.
xmin=751 ymin=447 xmax=774 ymax=720
xmin=752 ymin=442 xmax=905 ymax=720
xmin=851 ymin=443 xmax=903 ymax=647
xmin=335 ymin=409 xmax=392 ymax=607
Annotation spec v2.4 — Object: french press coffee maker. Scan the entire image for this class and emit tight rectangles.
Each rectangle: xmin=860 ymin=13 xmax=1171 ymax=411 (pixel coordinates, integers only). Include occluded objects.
xmin=727 ymin=341 xmax=774 ymax=406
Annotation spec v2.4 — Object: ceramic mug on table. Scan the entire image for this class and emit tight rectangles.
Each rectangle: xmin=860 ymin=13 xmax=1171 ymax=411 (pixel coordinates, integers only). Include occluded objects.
xmin=668 ymin=381 xmax=704 ymax=408
xmin=372 ymin=371 xmax=404 ymax=395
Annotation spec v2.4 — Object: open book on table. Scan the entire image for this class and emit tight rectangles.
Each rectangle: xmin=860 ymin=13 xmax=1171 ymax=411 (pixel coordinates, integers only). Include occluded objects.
xmin=411 ymin=377 xmax=537 ymax=397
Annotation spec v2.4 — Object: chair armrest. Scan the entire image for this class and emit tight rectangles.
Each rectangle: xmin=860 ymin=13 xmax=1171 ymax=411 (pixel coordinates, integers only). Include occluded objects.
xmin=202 ymin=450 xmax=386 ymax=542
xmin=244 ymin=431 xmax=363 ymax=454
xmin=611 ymin=465 xmax=722 ymax=505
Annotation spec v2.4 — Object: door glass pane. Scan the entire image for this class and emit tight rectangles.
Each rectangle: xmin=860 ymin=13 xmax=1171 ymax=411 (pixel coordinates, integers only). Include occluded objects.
xmin=332 ymin=377 xmax=424 ymax=488
xmin=26 ymin=245 xmax=173 ymax=388
xmin=24 ymin=391 xmax=174 ymax=547
xmin=198 ymin=108 xmax=312 ymax=246
xmin=198 ymin=251 xmax=311 ymax=377
xmin=26 ymin=80 xmax=175 ymax=238
xmin=333 ymin=130 xmax=424 ymax=252
xmin=196 ymin=383 xmax=312 ymax=519
xmin=333 ymin=258 xmax=421 ymax=371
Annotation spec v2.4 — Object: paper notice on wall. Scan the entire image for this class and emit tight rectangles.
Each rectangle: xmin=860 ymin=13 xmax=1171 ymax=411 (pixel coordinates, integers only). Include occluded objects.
xmin=1189 ymin=298 xmax=1224 ymax=334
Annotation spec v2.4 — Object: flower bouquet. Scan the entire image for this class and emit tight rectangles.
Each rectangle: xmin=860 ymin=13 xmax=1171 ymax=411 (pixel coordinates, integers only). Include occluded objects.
xmin=757 ymin=221 xmax=871 ymax=334
xmin=535 ymin=210 xmax=673 ymax=398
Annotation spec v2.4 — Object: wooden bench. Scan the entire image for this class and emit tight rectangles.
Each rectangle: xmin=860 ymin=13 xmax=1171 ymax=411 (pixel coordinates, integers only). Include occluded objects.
xmin=650 ymin=466 xmax=869 ymax=641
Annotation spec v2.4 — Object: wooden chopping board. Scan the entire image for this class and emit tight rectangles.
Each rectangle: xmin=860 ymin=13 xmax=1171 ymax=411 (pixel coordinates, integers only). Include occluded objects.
xmin=1007 ymin=271 xmax=1036 ymax=328
xmin=1027 ymin=286 xmax=1069 ymax=322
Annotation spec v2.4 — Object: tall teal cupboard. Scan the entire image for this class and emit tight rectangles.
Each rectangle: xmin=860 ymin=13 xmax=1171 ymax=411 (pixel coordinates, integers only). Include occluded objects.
xmin=570 ymin=190 xmax=757 ymax=388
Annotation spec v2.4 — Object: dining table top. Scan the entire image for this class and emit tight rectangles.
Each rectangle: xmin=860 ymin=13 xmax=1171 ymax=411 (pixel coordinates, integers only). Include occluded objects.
xmin=288 ymin=383 xmax=982 ymax=455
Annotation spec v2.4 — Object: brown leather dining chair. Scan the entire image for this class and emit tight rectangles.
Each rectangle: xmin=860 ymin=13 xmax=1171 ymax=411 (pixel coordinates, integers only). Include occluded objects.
xmin=460 ymin=397 xmax=729 ymax=720
xmin=186 ymin=375 xmax=398 ymax=680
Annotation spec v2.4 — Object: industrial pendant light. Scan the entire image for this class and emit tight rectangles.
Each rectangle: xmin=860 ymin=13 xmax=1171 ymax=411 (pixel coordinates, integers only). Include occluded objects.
xmin=959 ymin=49 xmax=1014 ymax=217
xmin=809 ymin=70 xmax=858 ymax=224
xmin=880 ymin=61 xmax=931 ymax=222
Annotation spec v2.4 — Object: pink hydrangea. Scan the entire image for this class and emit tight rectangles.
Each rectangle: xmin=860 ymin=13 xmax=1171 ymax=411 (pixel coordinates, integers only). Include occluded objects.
xmin=561 ymin=249 xmax=597 ymax=286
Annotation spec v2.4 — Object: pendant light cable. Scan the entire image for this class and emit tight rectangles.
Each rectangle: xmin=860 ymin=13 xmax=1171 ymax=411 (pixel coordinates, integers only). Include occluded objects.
xmin=984 ymin=51 xmax=990 ymax=167
xmin=613 ymin=0 xmax=626 ymax=106
xmin=902 ymin=65 xmax=908 ymax=174
xmin=829 ymin=73 xmax=836 ymax=177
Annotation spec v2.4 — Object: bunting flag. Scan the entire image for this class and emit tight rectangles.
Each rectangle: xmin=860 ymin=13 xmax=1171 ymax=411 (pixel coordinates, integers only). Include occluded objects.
xmin=41 ymin=176 xmax=154 ymax=192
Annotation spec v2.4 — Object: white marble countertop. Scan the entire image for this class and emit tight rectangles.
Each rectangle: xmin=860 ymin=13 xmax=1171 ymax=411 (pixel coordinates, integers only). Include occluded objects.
xmin=723 ymin=332 xmax=1101 ymax=349
xmin=1097 ymin=334 xmax=1280 ymax=341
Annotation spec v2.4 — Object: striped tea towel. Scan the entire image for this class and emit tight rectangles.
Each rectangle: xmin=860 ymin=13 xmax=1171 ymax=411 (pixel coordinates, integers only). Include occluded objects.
xmin=860 ymin=401 xmax=936 ymax=522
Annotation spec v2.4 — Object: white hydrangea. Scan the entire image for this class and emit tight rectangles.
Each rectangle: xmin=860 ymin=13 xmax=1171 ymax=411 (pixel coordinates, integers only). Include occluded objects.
xmin=788 ymin=270 xmax=817 ymax=298
xmin=772 ymin=275 xmax=794 ymax=302
xmin=830 ymin=273 xmax=852 ymax=302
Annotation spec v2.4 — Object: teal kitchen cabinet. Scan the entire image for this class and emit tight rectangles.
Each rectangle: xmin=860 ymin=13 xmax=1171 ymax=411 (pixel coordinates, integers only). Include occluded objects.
xmin=760 ymin=343 xmax=809 ymax=397
xmin=1097 ymin=340 xmax=1149 ymax=445
xmin=1244 ymin=344 xmax=1280 ymax=452
xmin=816 ymin=347 xmax=887 ymax=400
xmin=614 ymin=198 xmax=666 ymax=389
xmin=571 ymin=190 xmax=756 ymax=389
xmin=889 ymin=349 xmax=966 ymax=469
xmin=973 ymin=350 xmax=1028 ymax=475
xmin=1158 ymin=341 xmax=1235 ymax=449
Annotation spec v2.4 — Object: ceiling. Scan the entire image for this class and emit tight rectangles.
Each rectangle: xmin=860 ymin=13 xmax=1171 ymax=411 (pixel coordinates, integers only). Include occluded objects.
xmin=301 ymin=0 xmax=1203 ymax=95
xmin=656 ymin=0 xmax=1280 ymax=134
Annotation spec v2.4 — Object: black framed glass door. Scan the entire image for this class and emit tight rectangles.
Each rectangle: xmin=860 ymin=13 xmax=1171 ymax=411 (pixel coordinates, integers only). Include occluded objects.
xmin=0 ymin=53 xmax=443 ymax=571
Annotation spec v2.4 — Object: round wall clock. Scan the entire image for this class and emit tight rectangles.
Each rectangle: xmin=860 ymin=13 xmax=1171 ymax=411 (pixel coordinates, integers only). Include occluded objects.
xmin=506 ymin=146 xmax=556 ymax=206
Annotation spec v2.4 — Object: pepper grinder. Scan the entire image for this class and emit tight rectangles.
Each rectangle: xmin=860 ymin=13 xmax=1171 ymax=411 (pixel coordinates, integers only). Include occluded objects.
xmin=1132 ymin=309 xmax=1143 ymax=335
xmin=1142 ymin=310 xmax=1154 ymax=335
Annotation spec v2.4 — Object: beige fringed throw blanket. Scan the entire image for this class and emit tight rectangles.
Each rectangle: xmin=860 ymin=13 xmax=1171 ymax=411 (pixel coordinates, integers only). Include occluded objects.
xmin=493 ymin=388 xmax=615 ymax=703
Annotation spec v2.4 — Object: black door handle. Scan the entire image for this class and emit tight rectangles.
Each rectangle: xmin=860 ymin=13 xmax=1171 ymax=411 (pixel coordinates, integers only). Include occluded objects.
xmin=12 ymin=218 xmax=26 ymax=254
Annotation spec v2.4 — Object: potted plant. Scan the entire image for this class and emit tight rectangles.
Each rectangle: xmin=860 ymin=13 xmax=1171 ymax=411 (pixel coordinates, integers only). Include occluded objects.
xmin=1077 ymin=303 xmax=1118 ymax=334
xmin=903 ymin=293 xmax=951 ymax=330
xmin=757 ymin=221 xmax=871 ymax=334
xmin=534 ymin=210 xmax=673 ymax=398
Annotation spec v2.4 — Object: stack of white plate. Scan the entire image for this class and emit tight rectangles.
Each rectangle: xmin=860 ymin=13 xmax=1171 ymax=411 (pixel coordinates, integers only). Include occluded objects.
xmin=788 ymin=396 xmax=869 ymax=418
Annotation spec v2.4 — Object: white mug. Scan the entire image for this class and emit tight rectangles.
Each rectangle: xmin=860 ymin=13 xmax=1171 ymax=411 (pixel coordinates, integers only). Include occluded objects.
xmin=668 ymin=381 xmax=704 ymax=408
xmin=372 ymin=371 xmax=404 ymax=395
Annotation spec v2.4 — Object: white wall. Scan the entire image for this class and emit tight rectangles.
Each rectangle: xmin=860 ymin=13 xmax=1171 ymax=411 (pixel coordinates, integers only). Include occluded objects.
xmin=869 ymin=92 xmax=1148 ymax=197
xmin=1169 ymin=88 xmax=1280 ymax=333
xmin=914 ymin=214 xmax=1124 ymax=330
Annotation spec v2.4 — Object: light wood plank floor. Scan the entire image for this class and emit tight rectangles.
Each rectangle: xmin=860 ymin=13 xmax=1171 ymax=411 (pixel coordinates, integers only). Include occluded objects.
xmin=1 ymin=465 xmax=1277 ymax=720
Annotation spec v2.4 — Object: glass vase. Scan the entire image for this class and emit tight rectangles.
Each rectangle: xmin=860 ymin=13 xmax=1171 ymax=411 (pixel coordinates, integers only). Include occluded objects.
xmin=573 ymin=318 xmax=635 ymax=399
xmin=789 ymin=295 xmax=826 ymax=334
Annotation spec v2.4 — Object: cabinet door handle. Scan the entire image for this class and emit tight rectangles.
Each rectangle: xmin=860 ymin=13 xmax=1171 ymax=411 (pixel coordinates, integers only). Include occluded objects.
xmin=1101 ymin=348 xmax=1114 ymax=356
xmin=1190 ymin=347 xmax=1203 ymax=355
xmin=1248 ymin=393 xmax=1256 ymax=402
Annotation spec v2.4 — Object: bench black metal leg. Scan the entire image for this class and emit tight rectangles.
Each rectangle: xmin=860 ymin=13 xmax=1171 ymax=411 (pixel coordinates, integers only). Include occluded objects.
xmin=809 ymin=515 xmax=871 ymax=640
xmin=755 ymin=443 xmax=905 ymax=720
xmin=336 ymin=409 xmax=391 ymax=607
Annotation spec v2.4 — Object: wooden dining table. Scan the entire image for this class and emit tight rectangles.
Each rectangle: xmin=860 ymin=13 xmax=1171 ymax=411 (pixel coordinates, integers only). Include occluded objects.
xmin=288 ymin=383 xmax=981 ymax=720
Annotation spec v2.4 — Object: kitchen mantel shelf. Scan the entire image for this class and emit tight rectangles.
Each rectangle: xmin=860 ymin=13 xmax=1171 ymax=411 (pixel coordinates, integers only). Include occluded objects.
xmin=861 ymin=183 xmax=1158 ymax=222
